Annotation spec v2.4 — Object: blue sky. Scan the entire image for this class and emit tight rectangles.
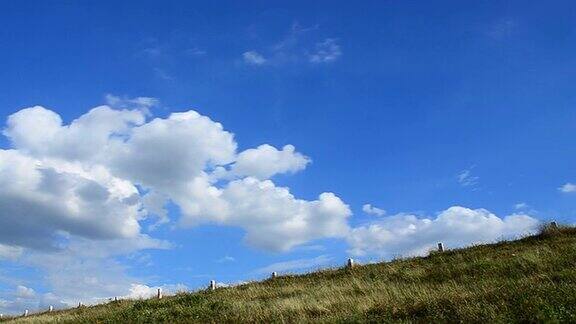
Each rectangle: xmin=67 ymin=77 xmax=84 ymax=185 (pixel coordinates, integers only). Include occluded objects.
xmin=1 ymin=0 xmax=576 ymax=315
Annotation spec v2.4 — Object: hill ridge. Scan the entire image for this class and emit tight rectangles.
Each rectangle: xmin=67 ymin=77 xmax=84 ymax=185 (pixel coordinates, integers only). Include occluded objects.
xmin=4 ymin=225 xmax=576 ymax=323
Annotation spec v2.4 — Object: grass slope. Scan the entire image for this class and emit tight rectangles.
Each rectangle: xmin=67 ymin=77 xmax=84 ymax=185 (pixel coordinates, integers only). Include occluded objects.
xmin=4 ymin=225 xmax=576 ymax=323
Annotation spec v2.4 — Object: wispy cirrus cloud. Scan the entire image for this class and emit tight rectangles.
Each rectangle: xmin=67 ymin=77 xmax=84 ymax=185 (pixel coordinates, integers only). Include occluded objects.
xmin=308 ymin=38 xmax=341 ymax=63
xmin=242 ymin=22 xmax=342 ymax=67
xmin=216 ymin=256 xmax=236 ymax=263
xmin=136 ymin=36 xmax=207 ymax=81
xmin=487 ymin=18 xmax=518 ymax=41
xmin=457 ymin=168 xmax=479 ymax=188
xmin=255 ymin=255 xmax=334 ymax=275
xmin=242 ymin=51 xmax=267 ymax=65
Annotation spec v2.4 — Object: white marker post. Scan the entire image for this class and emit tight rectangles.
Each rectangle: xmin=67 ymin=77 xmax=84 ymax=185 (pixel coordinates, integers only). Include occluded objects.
xmin=157 ymin=288 xmax=162 ymax=299
xmin=438 ymin=242 xmax=444 ymax=252
xmin=551 ymin=221 xmax=558 ymax=229
xmin=49 ymin=305 xmax=53 ymax=312
xmin=347 ymin=258 xmax=354 ymax=269
xmin=271 ymin=272 xmax=277 ymax=279
xmin=24 ymin=309 xmax=29 ymax=317
xmin=209 ymin=280 xmax=216 ymax=291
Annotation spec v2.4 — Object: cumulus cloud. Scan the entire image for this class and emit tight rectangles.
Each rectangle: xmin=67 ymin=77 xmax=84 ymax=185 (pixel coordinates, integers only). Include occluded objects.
xmin=1 ymin=99 xmax=546 ymax=314
xmin=108 ymin=110 xmax=237 ymax=190
xmin=0 ymin=99 xmax=348 ymax=314
xmin=0 ymin=149 xmax=142 ymax=250
xmin=171 ymin=176 xmax=351 ymax=251
xmin=242 ymin=51 xmax=267 ymax=65
xmin=0 ymin=102 xmax=346 ymax=253
xmin=4 ymin=105 xmax=146 ymax=161
xmin=215 ymin=178 xmax=350 ymax=251
xmin=559 ymin=183 xmax=576 ymax=193
xmin=347 ymin=206 xmax=539 ymax=258
xmin=232 ymin=144 xmax=310 ymax=180
xmin=362 ymin=204 xmax=386 ymax=216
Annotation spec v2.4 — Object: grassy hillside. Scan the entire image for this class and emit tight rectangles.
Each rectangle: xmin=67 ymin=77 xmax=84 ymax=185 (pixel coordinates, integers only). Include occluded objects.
xmin=4 ymin=225 xmax=576 ymax=323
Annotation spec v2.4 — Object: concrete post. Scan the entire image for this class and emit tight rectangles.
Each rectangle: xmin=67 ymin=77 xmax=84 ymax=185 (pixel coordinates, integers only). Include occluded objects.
xmin=271 ymin=272 xmax=277 ymax=279
xmin=157 ymin=288 xmax=162 ymax=299
xmin=347 ymin=258 xmax=354 ymax=268
xmin=551 ymin=221 xmax=558 ymax=229
xmin=49 ymin=305 xmax=53 ymax=312
xmin=438 ymin=242 xmax=444 ymax=252
xmin=209 ymin=280 xmax=216 ymax=291
xmin=24 ymin=309 xmax=29 ymax=317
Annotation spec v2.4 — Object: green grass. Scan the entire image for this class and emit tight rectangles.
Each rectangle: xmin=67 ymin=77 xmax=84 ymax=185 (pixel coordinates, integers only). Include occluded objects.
xmin=5 ymin=224 xmax=576 ymax=323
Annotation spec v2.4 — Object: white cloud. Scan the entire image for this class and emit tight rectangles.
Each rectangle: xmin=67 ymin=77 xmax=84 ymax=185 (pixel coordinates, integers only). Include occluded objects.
xmin=0 ymin=149 xmax=142 ymax=250
xmin=216 ymin=256 xmax=235 ymax=263
xmin=104 ymin=94 xmax=159 ymax=111
xmin=14 ymin=286 xmax=35 ymax=299
xmin=4 ymin=105 xmax=146 ymax=161
xmin=0 ymin=244 xmax=22 ymax=261
xmin=232 ymin=144 xmax=310 ymax=180
xmin=1 ymin=100 xmax=544 ymax=315
xmin=216 ymin=178 xmax=351 ymax=251
xmin=457 ymin=169 xmax=478 ymax=187
xmin=141 ymin=191 xmax=170 ymax=226
xmin=242 ymin=51 xmax=267 ymax=65
xmin=108 ymin=110 xmax=237 ymax=190
xmin=174 ymin=177 xmax=351 ymax=251
xmin=347 ymin=206 xmax=539 ymax=258
xmin=309 ymin=38 xmax=341 ymax=63
xmin=256 ymin=255 xmax=334 ymax=274
xmin=123 ymin=283 xmax=187 ymax=300
xmin=1 ymin=104 xmax=348 ymax=253
xmin=242 ymin=24 xmax=342 ymax=66
xmin=362 ymin=204 xmax=386 ymax=216
xmin=0 ymin=289 xmax=67 ymax=315
xmin=0 ymin=254 xmax=184 ymax=315
xmin=559 ymin=183 xmax=576 ymax=193
xmin=0 ymin=235 xmax=172 ymax=315
xmin=514 ymin=202 xmax=528 ymax=209
xmin=0 ymin=101 xmax=350 ymax=314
